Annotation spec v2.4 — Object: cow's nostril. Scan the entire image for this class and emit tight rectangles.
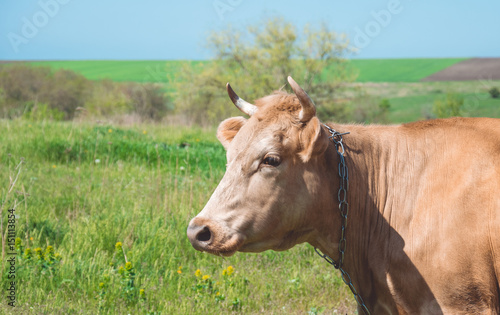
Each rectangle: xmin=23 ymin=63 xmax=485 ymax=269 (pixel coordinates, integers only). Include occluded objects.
xmin=196 ymin=226 xmax=212 ymax=242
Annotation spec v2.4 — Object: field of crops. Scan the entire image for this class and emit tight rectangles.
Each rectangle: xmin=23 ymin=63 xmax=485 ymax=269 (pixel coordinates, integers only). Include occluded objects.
xmin=0 ymin=120 xmax=355 ymax=314
xmin=26 ymin=58 xmax=466 ymax=83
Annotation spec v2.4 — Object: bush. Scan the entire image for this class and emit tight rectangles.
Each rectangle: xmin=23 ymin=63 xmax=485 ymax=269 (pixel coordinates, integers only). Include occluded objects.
xmin=0 ymin=65 xmax=90 ymax=119
xmin=489 ymin=87 xmax=499 ymax=99
xmin=84 ymin=79 xmax=131 ymax=117
xmin=433 ymin=92 xmax=464 ymax=118
xmin=0 ymin=64 xmax=172 ymax=121
xmin=123 ymin=83 xmax=172 ymax=121
xmin=42 ymin=69 xmax=91 ymax=118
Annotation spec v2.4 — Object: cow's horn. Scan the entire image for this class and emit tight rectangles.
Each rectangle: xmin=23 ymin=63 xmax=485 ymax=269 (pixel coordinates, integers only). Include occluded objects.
xmin=287 ymin=76 xmax=316 ymax=123
xmin=226 ymin=83 xmax=258 ymax=116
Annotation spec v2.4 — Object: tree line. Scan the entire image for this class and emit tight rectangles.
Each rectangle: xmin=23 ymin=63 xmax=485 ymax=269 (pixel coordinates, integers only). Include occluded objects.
xmin=0 ymin=64 xmax=172 ymax=122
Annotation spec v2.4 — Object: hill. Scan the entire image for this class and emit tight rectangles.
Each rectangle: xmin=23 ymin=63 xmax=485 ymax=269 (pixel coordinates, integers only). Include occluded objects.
xmin=350 ymin=58 xmax=466 ymax=82
xmin=4 ymin=58 xmax=469 ymax=83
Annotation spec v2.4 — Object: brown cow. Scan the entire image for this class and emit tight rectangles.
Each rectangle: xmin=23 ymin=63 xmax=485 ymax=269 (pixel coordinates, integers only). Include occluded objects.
xmin=187 ymin=76 xmax=500 ymax=314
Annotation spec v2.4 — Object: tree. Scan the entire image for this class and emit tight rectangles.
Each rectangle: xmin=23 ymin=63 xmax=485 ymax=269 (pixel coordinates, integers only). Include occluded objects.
xmin=175 ymin=17 xmax=357 ymax=125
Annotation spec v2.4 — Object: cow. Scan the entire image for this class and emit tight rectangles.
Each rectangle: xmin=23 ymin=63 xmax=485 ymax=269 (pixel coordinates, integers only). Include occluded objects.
xmin=187 ymin=76 xmax=500 ymax=314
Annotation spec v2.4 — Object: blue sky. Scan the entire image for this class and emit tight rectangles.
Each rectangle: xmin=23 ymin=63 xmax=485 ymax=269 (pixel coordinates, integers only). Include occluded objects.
xmin=1 ymin=0 xmax=499 ymax=60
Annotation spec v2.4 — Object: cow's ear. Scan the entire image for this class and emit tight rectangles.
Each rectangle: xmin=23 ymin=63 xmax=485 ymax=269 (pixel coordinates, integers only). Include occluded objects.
xmin=299 ymin=117 xmax=329 ymax=162
xmin=217 ymin=116 xmax=247 ymax=150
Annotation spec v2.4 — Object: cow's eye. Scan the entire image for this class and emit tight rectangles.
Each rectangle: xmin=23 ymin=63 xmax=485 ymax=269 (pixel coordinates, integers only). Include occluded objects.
xmin=262 ymin=155 xmax=281 ymax=167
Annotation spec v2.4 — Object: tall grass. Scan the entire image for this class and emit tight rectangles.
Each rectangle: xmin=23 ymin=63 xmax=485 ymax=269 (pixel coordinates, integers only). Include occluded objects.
xmin=0 ymin=120 xmax=354 ymax=314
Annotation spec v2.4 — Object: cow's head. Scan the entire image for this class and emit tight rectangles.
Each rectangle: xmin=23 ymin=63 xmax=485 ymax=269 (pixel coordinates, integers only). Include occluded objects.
xmin=187 ymin=77 xmax=331 ymax=256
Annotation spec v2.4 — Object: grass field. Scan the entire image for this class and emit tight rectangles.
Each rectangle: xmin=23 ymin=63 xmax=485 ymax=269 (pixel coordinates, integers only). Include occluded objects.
xmin=0 ymin=120 xmax=355 ymax=314
xmin=24 ymin=58 xmax=467 ymax=83
xmin=349 ymin=58 xmax=466 ymax=82
xmin=28 ymin=60 xmax=192 ymax=83
xmin=386 ymin=92 xmax=500 ymax=123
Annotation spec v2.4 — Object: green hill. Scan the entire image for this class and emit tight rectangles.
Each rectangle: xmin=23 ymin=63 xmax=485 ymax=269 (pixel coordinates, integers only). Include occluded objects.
xmin=349 ymin=58 xmax=466 ymax=82
xmin=28 ymin=60 xmax=204 ymax=83
xmin=23 ymin=58 xmax=467 ymax=83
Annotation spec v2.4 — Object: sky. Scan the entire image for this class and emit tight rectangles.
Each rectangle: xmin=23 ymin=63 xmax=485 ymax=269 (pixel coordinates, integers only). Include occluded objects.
xmin=1 ymin=0 xmax=499 ymax=60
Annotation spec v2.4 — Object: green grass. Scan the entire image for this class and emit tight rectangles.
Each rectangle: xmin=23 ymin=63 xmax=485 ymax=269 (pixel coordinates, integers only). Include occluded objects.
xmin=386 ymin=91 xmax=500 ymax=123
xmin=348 ymin=58 xmax=466 ymax=82
xmin=0 ymin=120 xmax=355 ymax=314
xmin=28 ymin=60 xmax=207 ymax=84
xmin=23 ymin=58 xmax=467 ymax=84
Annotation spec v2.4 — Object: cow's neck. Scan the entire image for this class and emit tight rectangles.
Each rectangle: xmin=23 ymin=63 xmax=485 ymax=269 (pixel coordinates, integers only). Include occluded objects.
xmin=310 ymin=123 xmax=416 ymax=310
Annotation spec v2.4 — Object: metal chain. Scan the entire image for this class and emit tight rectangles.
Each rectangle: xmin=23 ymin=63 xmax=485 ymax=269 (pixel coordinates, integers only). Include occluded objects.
xmin=314 ymin=124 xmax=371 ymax=315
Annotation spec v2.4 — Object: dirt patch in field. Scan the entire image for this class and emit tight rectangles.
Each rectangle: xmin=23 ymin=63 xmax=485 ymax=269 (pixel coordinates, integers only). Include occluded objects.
xmin=421 ymin=58 xmax=500 ymax=81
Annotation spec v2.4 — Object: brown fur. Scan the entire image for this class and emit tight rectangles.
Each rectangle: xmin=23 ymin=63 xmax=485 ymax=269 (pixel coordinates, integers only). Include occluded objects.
xmin=188 ymin=90 xmax=500 ymax=314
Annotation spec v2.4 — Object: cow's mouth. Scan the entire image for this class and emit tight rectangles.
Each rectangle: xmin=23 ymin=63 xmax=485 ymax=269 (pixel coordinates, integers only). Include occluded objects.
xmin=187 ymin=217 xmax=246 ymax=256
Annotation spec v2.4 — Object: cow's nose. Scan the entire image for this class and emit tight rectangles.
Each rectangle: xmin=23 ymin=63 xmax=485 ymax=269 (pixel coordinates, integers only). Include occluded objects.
xmin=187 ymin=220 xmax=213 ymax=250
xmin=191 ymin=225 xmax=212 ymax=242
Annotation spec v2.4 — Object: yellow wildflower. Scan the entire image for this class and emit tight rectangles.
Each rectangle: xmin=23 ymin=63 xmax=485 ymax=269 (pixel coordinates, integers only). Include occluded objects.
xmin=202 ymin=274 xmax=210 ymax=281
xmin=177 ymin=266 xmax=182 ymax=274
xmin=52 ymin=165 xmax=56 ymax=168
xmin=227 ymin=265 xmax=234 ymax=276
xmin=34 ymin=247 xmax=44 ymax=260
xmin=30 ymin=237 xmax=33 ymax=241
xmin=118 ymin=266 xmax=125 ymax=275
xmin=115 ymin=242 xmax=122 ymax=251
xmin=108 ymin=129 xmax=112 ymax=133
xmin=45 ymin=245 xmax=54 ymax=259
xmin=222 ymin=269 xmax=227 ymax=276
xmin=45 ymin=245 xmax=54 ymax=254
xmin=99 ymin=282 xmax=105 ymax=289
xmin=195 ymin=269 xmax=201 ymax=277
xmin=143 ymin=130 xmax=147 ymax=134
xmin=139 ymin=288 xmax=146 ymax=298
xmin=15 ymin=237 xmax=22 ymax=250
xmin=24 ymin=248 xmax=32 ymax=259
xmin=216 ymin=291 xmax=220 ymax=296
xmin=125 ymin=261 xmax=133 ymax=271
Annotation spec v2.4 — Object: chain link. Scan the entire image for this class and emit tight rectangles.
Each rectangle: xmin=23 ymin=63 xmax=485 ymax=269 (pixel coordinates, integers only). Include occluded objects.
xmin=314 ymin=124 xmax=371 ymax=315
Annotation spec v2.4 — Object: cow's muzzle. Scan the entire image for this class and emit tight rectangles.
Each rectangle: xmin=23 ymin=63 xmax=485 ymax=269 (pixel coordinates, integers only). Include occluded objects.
xmin=187 ymin=217 xmax=245 ymax=256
